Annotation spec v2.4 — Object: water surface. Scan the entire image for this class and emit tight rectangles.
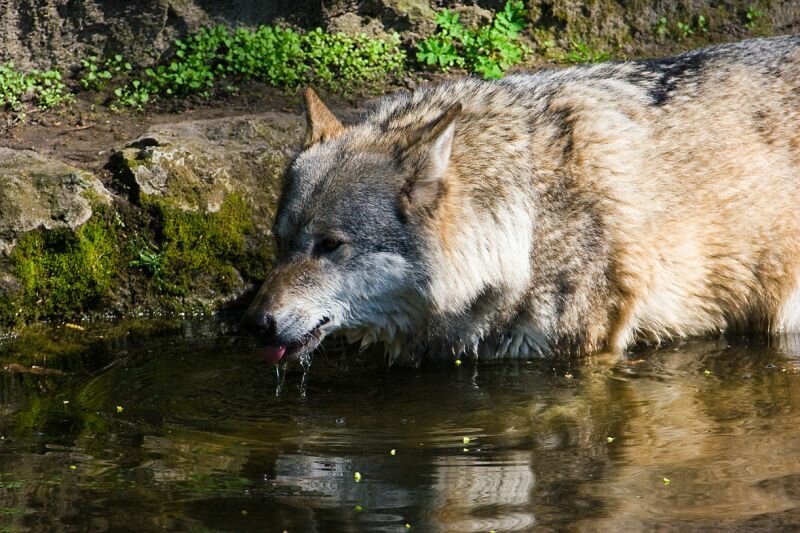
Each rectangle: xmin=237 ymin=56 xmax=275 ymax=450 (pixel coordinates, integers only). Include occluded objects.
xmin=1 ymin=321 xmax=800 ymax=531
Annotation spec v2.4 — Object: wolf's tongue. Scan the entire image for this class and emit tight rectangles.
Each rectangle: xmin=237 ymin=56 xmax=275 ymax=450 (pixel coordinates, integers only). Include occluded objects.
xmin=261 ymin=345 xmax=287 ymax=364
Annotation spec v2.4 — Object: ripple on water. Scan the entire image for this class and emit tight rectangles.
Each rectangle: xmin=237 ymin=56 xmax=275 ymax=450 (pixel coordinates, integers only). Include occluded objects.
xmin=2 ymin=323 xmax=800 ymax=531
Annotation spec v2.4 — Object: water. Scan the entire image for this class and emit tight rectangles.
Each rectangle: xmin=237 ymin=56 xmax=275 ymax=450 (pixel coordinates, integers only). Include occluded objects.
xmin=2 ymin=321 xmax=800 ymax=531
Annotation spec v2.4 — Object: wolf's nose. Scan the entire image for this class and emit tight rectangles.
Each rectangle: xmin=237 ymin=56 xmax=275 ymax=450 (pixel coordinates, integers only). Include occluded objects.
xmin=241 ymin=309 xmax=277 ymax=340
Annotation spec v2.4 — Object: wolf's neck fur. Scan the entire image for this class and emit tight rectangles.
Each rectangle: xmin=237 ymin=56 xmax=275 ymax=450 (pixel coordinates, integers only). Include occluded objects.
xmin=414 ymin=91 xmax=615 ymax=360
xmin=417 ymin=174 xmax=612 ymax=361
xmin=344 ymin=166 xmax=613 ymax=364
xmin=346 ymin=77 xmax=621 ymax=363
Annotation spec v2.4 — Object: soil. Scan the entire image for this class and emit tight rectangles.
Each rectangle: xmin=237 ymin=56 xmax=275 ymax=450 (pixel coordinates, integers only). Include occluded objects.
xmin=0 ymin=82 xmax=374 ymax=176
xmin=0 ymin=86 xmax=298 ymax=173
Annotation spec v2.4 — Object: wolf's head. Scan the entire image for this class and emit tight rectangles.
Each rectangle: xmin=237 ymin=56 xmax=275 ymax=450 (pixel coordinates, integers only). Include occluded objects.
xmin=242 ymin=88 xmax=464 ymax=363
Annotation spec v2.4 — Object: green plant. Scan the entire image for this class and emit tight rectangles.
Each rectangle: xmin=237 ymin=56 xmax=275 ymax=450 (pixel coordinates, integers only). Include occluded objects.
xmin=114 ymin=24 xmax=406 ymax=109
xmin=0 ymin=63 xmax=34 ymax=110
xmin=745 ymin=6 xmax=763 ymax=30
xmin=676 ymin=21 xmax=694 ymax=40
xmin=130 ymin=242 xmax=165 ymax=283
xmin=303 ymin=29 xmax=405 ymax=92
xmin=655 ymin=14 xmax=708 ymax=42
xmin=416 ymin=1 xmax=529 ymax=79
xmin=150 ymin=26 xmax=229 ymax=97
xmin=0 ymin=63 xmax=69 ymax=111
xmin=656 ymin=17 xmax=669 ymax=40
xmin=464 ymin=0 xmax=529 ymax=78
xmin=416 ymin=9 xmax=466 ymax=70
xmin=559 ymin=40 xmax=611 ymax=64
xmin=114 ymin=25 xmax=229 ymax=108
xmin=80 ymin=54 xmax=132 ymax=91
xmin=113 ymin=79 xmax=151 ymax=111
xmin=696 ymin=15 xmax=708 ymax=33
xmin=80 ymin=56 xmax=107 ymax=90
xmin=33 ymin=70 xmax=70 ymax=109
xmin=221 ymin=26 xmax=306 ymax=87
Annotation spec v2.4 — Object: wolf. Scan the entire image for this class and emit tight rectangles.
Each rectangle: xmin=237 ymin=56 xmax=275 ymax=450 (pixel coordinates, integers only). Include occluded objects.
xmin=242 ymin=35 xmax=800 ymax=365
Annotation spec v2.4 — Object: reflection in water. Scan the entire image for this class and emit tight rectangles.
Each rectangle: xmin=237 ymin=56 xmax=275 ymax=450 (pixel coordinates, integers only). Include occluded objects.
xmin=0 ymin=322 xmax=800 ymax=531
xmin=430 ymin=452 xmax=536 ymax=531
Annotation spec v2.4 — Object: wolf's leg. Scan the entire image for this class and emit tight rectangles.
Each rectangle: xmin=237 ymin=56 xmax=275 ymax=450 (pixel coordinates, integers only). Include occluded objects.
xmin=606 ymin=293 xmax=639 ymax=352
xmin=776 ymin=285 xmax=800 ymax=333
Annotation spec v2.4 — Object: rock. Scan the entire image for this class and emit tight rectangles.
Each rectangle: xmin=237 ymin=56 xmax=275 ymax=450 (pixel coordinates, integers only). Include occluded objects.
xmin=0 ymin=0 xmax=321 ymax=71
xmin=103 ymin=112 xmax=307 ymax=313
xmin=0 ymin=1 xmax=437 ymax=72
xmin=326 ymin=12 xmax=390 ymax=38
xmin=113 ymin=112 xmax=304 ymax=223
xmin=526 ymin=0 xmax=800 ymax=55
xmin=3 ymin=1 xmax=799 ymax=71
xmin=452 ymin=4 xmax=493 ymax=29
xmin=0 ymin=112 xmax=307 ymax=327
xmin=0 ymin=147 xmax=111 ymax=255
xmin=364 ymin=0 xmax=436 ymax=35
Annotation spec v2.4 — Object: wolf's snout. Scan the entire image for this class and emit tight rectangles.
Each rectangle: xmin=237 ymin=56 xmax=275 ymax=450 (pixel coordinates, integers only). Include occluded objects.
xmin=241 ymin=308 xmax=277 ymax=341
xmin=241 ymin=308 xmax=290 ymax=364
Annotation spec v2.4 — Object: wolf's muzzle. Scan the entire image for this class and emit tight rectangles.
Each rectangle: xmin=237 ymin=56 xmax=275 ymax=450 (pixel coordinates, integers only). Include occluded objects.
xmin=240 ymin=308 xmax=277 ymax=342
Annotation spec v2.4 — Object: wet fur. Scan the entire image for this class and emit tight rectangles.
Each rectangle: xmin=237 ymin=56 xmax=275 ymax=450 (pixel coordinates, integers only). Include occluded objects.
xmin=246 ymin=35 xmax=800 ymax=364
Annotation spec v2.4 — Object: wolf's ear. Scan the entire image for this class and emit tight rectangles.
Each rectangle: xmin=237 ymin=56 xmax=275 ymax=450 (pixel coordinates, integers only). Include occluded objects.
xmin=304 ymin=87 xmax=344 ymax=147
xmin=402 ymin=102 xmax=461 ymax=208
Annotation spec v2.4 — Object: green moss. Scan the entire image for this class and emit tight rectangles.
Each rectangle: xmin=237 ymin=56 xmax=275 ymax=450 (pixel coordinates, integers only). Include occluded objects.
xmin=145 ymin=193 xmax=272 ymax=298
xmin=0 ymin=184 xmax=276 ymax=329
xmin=6 ymin=211 xmax=121 ymax=324
xmin=0 ymin=192 xmax=274 ymax=328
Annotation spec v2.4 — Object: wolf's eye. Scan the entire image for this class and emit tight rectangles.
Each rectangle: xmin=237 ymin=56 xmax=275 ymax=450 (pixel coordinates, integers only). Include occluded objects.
xmin=316 ymin=237 xmax=344 ymax=255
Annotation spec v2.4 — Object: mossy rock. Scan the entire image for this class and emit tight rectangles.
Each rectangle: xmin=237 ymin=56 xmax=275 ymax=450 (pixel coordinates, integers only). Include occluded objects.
xmin=2 ymin=211 xmax=122 ymax=324
xmin=112 ymin=112 xmax=303 ymax=218
xmin=0 ymin=147 xmax=111 ymax=255
xmin=526 ymin=0 xmax=794 ymax=59
xmin=0 ymin=113 xmax=304 ymax=330
xmin=106 ymin=112 xmax=305 ymax=315
xmin=141 ymin=193 xmax=274 ymax=305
